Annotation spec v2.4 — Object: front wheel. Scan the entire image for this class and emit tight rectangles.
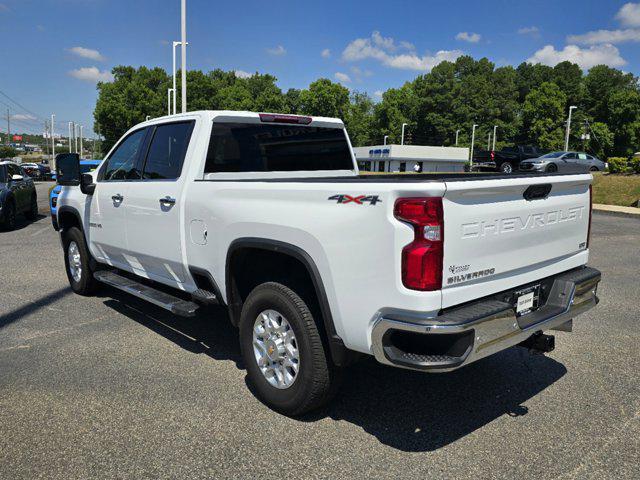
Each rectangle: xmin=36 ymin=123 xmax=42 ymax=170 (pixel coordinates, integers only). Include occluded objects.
xmin=589 ymin=166 xmax=599 ymax=172
xmin=62 ymin=227 xmax=98 ymax=295
xmin=239 ymin=282 xmax=340 ymax=416
xmin=500 ymin=162 xmax=513 ymax=173
xmin=546 ymin=163 xmax=558 ymax=173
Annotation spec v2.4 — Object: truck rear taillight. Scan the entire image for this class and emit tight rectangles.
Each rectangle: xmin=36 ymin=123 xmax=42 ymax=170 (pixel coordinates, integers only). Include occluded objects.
xmin=394 ymin=197 xmax=444 ymax=291
xmin=259 ymin=113 xmax=312 ymax=125
xmin=587 ymin=184 xmax=593 ymax=248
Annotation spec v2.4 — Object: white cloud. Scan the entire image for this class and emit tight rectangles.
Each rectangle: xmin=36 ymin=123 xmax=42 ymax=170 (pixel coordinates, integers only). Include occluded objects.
xmin=342 ymin=31 xmax=462 ymax=71
xmin=321 ymin=48 xmax=331 ymax=58
xmin=11 ymin=114 xmax=37 ymax=121
xmin=518 ymin=26 xmax=539 ymax=35
xmin=568 ymin=28 xmax=640 ymax=44
xmin=234 ymin=69 xmax=252 ymax=78
xmin=69 ymin=67 xmax=114 ymax=83
xmin=334 ymin=72 xmax=351 ymax=83
xmin=616 ymin=2 xmax=640 ymax=27
xmin=266 ymin=45 xmax=286 ymax=56
xmin=527 ymin=43 xmax=626 ymax=69
xmin=374 ymin=90 xmax=384 ymax=99
xmin=68 ymin=46 xmax=105 ymax=61
xmin=159 ymin=39 xmax=170 ymax=46
xmin=455 ymin=32 xmax=481 ymax=43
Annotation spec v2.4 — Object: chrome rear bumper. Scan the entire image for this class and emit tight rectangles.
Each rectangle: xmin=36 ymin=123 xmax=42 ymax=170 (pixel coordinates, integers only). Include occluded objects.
xmin=371 ymin=267 xmax=601 ymax=372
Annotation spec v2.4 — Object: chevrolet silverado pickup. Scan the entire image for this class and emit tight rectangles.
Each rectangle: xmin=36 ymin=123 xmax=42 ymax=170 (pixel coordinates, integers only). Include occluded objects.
xmin=53 ymin=111 xmax=601 ymax=415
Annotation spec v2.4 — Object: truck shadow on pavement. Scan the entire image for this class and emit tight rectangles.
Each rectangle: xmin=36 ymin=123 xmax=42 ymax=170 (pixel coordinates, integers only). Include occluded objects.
xmin=101 ymin=289 xmax=567 ymax=453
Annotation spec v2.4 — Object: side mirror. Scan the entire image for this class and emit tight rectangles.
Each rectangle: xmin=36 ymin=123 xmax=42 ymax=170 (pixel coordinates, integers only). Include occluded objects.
xmin=56 ymin=153 xmax=81 ymax=186
xmin=80 ymin=173 xmax=96 ymax=195
xmin=11 ymin=174 xmax=24 ymax=181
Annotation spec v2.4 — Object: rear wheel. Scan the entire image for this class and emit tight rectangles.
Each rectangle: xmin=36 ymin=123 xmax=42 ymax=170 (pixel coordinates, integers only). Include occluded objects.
xmin=500 ymin=162 xmax=513 ymax=173
xmin=1 ymin=201 xmax=16 ymax=231
xmin=239 ymin=282 xmax=339 ymax=416
xmin=589 ymin=166 xmax=599 ymax=172
xmin=25 ymin=193 xmax=38 ymax=220
xmin=62 ymin=227 xmax=98 ymax=295
xmin=546 ymin=163 xmax=558 ymax=173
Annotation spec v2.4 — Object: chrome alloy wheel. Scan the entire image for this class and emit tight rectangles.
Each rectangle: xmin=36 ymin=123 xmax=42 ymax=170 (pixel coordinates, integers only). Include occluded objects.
xmin=252 ymin=309 xmax=300 ymax=389
xmin=67 ymin=241 xmax=82 ymax=283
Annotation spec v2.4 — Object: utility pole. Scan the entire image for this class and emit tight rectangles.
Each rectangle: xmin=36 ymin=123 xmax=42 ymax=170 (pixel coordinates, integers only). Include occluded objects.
xmin=401 ymin=123 xmax=407 ymax=145
xmin=181 ymin=0 xmax=187 ymax=113
xmin=44 ymin=120 xmax=49 ymax=155
xmin=492 ymin=125 xmax=497 ymax=151
xmin=469 ymin=124 xmax=478 ymax=165
xmin=564 ymin=105 xmax=577 ymax=151
xmin=74 ymin=123 xmax=79 ymax=154
xmin=6 ymin=108 xmax=10 ymax=145
xmin=487 ymin=133 xmax=491 ymax=151
xmin=455 ymin=129 xmax=460 ymax=146
xmin=168 ymin=88 xmax=173 ymax=116
xmin=79 ymin=125 xmax=84 ymax=158
xmin=68 ymin=122 xmax=73 ymax=153
xmin=172 ymin=41 xmax=187 ymax=115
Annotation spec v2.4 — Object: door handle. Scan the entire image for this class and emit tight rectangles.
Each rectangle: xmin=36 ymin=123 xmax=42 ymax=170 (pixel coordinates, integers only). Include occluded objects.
xmin=111 ymin=194 xmax=124 ymax=202
xmin=159 ymin=196 xmax=176 ymax=206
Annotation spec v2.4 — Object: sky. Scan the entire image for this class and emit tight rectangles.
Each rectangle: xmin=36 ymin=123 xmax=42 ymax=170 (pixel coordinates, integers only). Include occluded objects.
xmin=1 ymin=0 xmax=640 ymax=138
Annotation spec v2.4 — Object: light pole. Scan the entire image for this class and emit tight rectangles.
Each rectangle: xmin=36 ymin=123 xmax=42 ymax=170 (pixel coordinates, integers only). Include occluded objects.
xmin=168 ymin=88 xmax=173 ymax=116
xmin=564 ymin=105 xmax=577 ymax=151
xmin=492 ymin=125 xmax=497 ymax=151
xmin=79 ymin=125 xmax=84 ymax=158
xmin=401 ymin=123 xmax=408 ymax=145
xmin=51 ymin=114 xmax=55 ymax=161
xmin=181 ymin=0 xmax=187 ymax=114
xmin=172 ymin=41 xmax=188 ymax=115
xmin=487 ymin=132 xmax=491 ymax=151
xmin=68 ymin=122 xmax=73 ymax=153
xmin=383 ymin=135 xmax=388 ymax=146
xmin=469 ymin=124 xmax=478 ymax=165
xmin=75 ymin=124 xmax=79 ymax=154
xmin=455 ymin=129 xmax=460 ymax=146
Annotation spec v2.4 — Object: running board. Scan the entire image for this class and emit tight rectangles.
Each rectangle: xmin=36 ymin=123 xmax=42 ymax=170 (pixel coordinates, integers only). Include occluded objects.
xmin=94 ymin=271 xmax=199 ymax=317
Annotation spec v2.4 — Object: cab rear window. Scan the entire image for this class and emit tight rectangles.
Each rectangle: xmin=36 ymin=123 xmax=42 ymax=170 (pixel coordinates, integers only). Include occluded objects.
xmin=204 ymin=122 xmax=353 ymax=173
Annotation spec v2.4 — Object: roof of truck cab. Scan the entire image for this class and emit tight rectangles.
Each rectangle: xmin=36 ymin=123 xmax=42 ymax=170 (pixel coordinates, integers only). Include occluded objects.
xmin=135 ymin=110 xmax=345 ymax=129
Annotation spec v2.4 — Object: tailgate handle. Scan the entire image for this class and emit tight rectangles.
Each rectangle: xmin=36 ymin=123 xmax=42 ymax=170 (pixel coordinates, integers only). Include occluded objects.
xmin=523 ymin=184 xmax=552 ymax=201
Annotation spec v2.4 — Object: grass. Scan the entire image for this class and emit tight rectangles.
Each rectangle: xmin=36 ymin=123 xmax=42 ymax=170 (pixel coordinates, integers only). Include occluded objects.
xmin=591 ymin=173 xmax=640 ymax=207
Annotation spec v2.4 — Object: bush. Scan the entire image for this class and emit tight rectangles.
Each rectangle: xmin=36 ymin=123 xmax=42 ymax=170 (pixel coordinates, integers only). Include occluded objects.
xmin=631 ymin=157 xmax=640 ymax=174
xmin=607 ymin=157 xmax=630 ymax=174
xmin=0 ymin=145 xmax=17 ymax=158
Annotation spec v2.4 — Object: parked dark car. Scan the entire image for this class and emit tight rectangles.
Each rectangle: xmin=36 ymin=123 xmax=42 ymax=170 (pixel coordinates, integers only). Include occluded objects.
xmin=0 ymin=161 xmax=38 ymax=230
xmin=37 ymin=163 xmax=52 ymax=180
xmin=20 ymin=163 xmax=42 ymax=179
xmin=472 ymin=145 xmax=546 ymax=173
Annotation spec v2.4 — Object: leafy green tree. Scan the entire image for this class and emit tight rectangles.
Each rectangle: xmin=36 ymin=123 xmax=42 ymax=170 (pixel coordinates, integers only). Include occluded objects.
xmin=298 ymin=79 xmax=350 ymax=118
xmin=345 ymin=91 xmax=375 ymax=146
xmin=523 ymin=82 xmax=567 ymax=150
xmin=607 ymin=89 xmax=640 ymax=156
xmin=552 ymin=61 xmax=584 ymax=109
xmin=0 ymin=145 xmax=17 ymax=158
xmin=515 ymin=62 xmax=554 ymax=103
xmin=373 ymin=83 xmax=416 ymax=144
xmin=583 ymin=65 xmax=636 ymax=122
xmin=586 ymin=122 xmax=614 ymax=159
xmin=283 ymin=88 xmax=302 ymax=114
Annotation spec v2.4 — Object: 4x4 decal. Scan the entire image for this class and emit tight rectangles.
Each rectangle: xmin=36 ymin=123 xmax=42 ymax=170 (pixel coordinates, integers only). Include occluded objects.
xmin=328 ymin=194 xmax=382 ymax=205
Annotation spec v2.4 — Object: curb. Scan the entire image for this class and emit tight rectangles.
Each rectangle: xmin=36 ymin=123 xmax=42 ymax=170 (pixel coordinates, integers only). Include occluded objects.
xmin=593 ymin=208 xmax=640 ymax=220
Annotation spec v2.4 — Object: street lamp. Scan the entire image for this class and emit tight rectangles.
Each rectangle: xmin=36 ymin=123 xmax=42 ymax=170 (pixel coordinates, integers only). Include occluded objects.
xmin=172 ymin=41 xmax=188 ymax=115
xmin=487 ymin=132 xmax=491 ymax=151
xmin=79 ymin=125 xmax=84 ymax=158
xmin=383 ymin=135 xmax=389 ymax=146
xmin=565 ymin=105 xmax=577 ymax=151
xmin=51 ymin=114 xmax=55 ymax=161
xmin=455 ymin=129 xmax=460 ymax=146
xmin=68 ymin=122 xmax=73 ymax=153
xmin=181 ymin=0 xmax=187 ymax=114
xmin=167 ymin=88 xmax=174 ymax=116
xmin=492 ymin=125 xmax=497 ymax=151
xmin=401 ymin=123 xmax=408 ymax=145
xmin=469 ymin=124 xmax=478 ymax=165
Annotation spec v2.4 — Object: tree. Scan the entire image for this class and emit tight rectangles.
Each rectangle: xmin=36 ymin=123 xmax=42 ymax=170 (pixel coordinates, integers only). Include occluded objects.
xmin=298 ymin=79 xmax=350 ymax=118
xmin=586 ymin=122 xmax=614 ymax=159
xmin=552 ymin=61 xmax=584 ymax=109
xmin=523 ymin=82 xmax=567 ymax=150
xmin=344 ymin=91 xmax=375 ymax=146
xmin=583 ymin=65 xmax=636 ymax=122
xmin=0 ymin=146 xmax=17 ymax=158
xmin=607 ymin=89 xmax=640 ymax=156
xmin=373 ymin=83 xmax=416 ymax=144
xmin=515 ymin=62 xmax=553 ymax=103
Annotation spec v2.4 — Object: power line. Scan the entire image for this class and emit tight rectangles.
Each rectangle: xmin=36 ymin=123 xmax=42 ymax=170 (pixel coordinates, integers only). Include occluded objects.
xmin=0 ymin=88 xmax=45 ymax=122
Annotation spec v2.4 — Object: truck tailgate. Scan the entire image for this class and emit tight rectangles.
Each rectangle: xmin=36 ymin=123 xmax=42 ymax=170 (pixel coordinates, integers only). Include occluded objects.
xmin=441 ymin=174 xmax=591 ymax=308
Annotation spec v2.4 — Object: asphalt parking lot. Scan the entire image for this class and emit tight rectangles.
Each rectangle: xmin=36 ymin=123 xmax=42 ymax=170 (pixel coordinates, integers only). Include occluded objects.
xmin=1 ymin=182 xmax=638 ymax=479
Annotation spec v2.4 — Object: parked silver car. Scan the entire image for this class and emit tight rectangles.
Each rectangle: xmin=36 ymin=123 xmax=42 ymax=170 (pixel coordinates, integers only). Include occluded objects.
xmin=519 ymin=151 xmax=607 ymax=173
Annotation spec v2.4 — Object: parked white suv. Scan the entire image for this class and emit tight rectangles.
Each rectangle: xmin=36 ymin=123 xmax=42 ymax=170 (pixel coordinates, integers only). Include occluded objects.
xmin=54 ymin=111 xmax=601 ymax=415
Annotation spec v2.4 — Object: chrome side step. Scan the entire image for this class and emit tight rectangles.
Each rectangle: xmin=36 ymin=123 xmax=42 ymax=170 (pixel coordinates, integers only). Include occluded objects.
xmin=94 ymin=271 xmax=199 ymax=317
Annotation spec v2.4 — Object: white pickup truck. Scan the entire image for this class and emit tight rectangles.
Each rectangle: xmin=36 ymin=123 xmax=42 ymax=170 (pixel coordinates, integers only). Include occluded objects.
xmin=54 ymin=111 xmax=601 ymax=415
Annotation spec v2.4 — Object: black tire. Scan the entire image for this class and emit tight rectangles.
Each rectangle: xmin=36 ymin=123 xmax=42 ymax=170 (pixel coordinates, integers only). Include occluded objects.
xmin=1 ymin=201 xmax=16 ymax=231
xmin=24 ymin=193 xmax=38 ymax=220
xmin=500 ymin=162 xmax=513 ymax=174
xmin=239 ymin=282 xmax=339 ymax=416
xmin=62 ymin=227 xmax=98 ymax=295
xmin=589 ymin=166 xmax=599 ymax=172
xmin=546 ymin=163 xmax=558 ymax=173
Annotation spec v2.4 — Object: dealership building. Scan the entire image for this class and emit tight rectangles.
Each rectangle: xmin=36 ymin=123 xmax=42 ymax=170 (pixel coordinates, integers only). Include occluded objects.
xmin=352 ymin=144 xmax=469 ymax=173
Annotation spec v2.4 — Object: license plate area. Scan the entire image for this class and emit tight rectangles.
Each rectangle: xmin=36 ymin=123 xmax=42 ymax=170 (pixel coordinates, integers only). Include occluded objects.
xmin=514 ymin=284 xmax=541 ymax=317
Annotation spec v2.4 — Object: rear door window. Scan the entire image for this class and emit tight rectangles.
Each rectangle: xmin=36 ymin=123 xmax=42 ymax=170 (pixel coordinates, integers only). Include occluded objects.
xmin=142 ymin=121 xmax=195 ymax=180
xmin=205 ymin=122 xmax=353 ymax=173
xmin=101 ymin=128 xmax=147 ymax=181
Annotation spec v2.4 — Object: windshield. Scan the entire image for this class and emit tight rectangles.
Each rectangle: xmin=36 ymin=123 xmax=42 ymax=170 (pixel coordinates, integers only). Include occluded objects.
xmin=80 ymin=163 xmax=99 ymax=174
xmin=540 ymin=151 xmax=565 ymax=158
